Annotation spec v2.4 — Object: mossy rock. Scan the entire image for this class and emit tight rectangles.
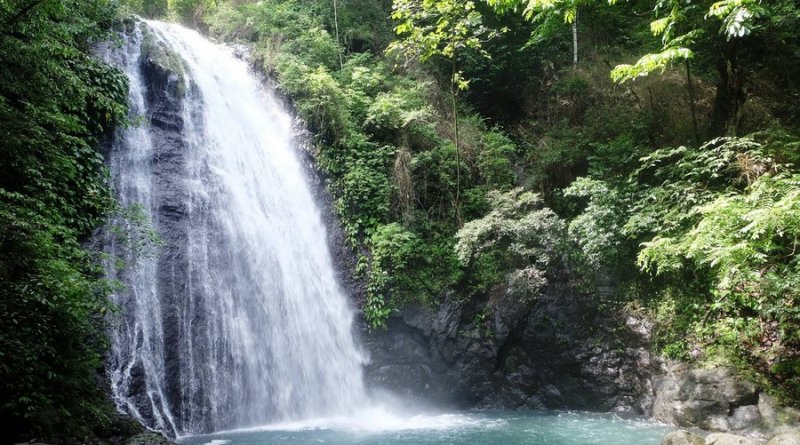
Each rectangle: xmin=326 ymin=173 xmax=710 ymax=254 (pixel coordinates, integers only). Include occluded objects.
xmin=140 ymin=26 xmax=188 ymax=96
xmin=124 ymin=432 xmax=175 ymax=445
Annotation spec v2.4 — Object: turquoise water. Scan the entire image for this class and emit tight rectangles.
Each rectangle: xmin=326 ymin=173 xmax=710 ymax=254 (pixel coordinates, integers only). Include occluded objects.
xmin=180 ymin=411 xmax=675 ymax=445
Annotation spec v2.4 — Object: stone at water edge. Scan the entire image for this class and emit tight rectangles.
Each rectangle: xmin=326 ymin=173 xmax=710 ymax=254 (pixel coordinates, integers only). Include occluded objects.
xmin=705 ymin=432 xmax=765 ymax=445
xmin=662 ymin=430 xmax=705 ymax=445
xmin=124 ymin=432 xmax=176 ymax=445
xmin=767 ymin=431 xmax=800 ymax=445
xmin=652 ymin=363 xmax=763 ymax=432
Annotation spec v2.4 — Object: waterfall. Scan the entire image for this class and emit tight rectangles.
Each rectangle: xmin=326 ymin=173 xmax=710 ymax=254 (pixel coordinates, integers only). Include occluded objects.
xmin=102 ymin=20 xmax=369 ymax=437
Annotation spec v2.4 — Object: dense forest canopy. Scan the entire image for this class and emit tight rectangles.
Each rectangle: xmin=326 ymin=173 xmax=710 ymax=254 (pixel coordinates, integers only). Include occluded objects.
xmin=1 ymin=0 xmax=799 ymax=441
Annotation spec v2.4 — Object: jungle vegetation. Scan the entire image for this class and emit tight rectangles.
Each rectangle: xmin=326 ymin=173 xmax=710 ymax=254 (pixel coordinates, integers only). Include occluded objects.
xmin=1 ymin=0 xmax=799 ymax=440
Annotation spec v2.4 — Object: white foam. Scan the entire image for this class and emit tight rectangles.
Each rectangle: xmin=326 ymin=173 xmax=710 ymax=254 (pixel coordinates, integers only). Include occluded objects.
xmin=204 ymin=440 xmax=230 ymax=445
xmin=215 ymin=407 xmax=505 ymax=434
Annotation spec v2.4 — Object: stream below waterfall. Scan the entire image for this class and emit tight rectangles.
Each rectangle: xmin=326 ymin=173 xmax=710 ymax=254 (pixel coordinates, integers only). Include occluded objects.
xmin=179 ymin=411 xmax=675 ymax=445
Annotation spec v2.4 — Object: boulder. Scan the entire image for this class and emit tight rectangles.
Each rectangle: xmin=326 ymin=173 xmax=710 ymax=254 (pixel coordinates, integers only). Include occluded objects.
xmin=705 ymin=433 xmax=765 ymax=445
xmin=93 ymin=411 xmax=146 ymax=445
xmin=767 ymin=431 xmax=800 ymax=445
xmin=729 ymin=406 xmax=763 ymax=430
xmin=662 ymin=430 xmax=705 ymax=445
xmin=651 ymin=363 xmax=762 ymax=432
xmin=758 ymin=394 xmax=779 ymax=427
xmin=124 ymin=432 xmax=176 ymax=445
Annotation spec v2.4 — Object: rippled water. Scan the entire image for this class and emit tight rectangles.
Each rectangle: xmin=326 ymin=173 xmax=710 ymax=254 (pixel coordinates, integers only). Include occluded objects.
xmin=180 ymin=411 xmax=675 ymax=445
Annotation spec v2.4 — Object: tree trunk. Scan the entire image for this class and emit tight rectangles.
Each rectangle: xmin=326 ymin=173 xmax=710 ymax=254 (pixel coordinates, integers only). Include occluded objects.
xmin=572 ymin=9 xmax=578 ymax=67
xmin=710 ymin=41 xmax=746 ymax=137
xmin=685 ymin=59 xmax=700 ymax=144
xmin=452 ymin=58 xmax=462 ymax=227
xmin=333 ymin=0 xmax=343 ymax=69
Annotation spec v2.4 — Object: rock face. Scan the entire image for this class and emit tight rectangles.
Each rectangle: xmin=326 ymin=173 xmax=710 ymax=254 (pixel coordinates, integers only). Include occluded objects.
xmin=359 ymin=279 xmax=655 ymax=413
xmin=651 ymin=364 xmax=765 ymax=432
xmin=124 ymin=433 xmax=177 ymax=445
xmin=662 ymin=430 xmax=706 ymax=445
xmin=661 ymin=430 xmax=800 ymax=445
xmin=94 ymin=412 xmax=148 ymax=445
xmin=111 ymin=25 xmax=195 ymax=432
xmin=705 ymin=433 xmax=765 ymax=445
xmin=767 ymin=431 xmax=800 ymax=445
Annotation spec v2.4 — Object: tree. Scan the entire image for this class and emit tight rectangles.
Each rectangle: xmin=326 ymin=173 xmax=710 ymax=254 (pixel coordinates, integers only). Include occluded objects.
xmin=387 ymin=0 xmax=498 ymax=225
xmin=485 ymin=0 xmax=615 ymax=67
xmin=455 ymin=188 xmax=565 ymax=297
xmin=610 ymin=0 xmax=779 ymax=136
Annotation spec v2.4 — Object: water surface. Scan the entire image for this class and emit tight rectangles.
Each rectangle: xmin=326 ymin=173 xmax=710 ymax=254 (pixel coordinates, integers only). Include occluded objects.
xmin=180 ymin=411 xmax=675 ymax=445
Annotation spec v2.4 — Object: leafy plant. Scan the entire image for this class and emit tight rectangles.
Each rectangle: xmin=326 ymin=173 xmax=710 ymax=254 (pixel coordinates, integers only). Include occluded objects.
xmin=0 ymin=0 xmax=129 ymax=438
xmin=456 ymin=188 xmax=565 ymax=296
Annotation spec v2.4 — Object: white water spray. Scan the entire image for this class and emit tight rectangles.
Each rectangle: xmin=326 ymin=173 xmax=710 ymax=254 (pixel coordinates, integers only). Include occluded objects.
xmin=103 ymin=21 xmax=369 ymax=436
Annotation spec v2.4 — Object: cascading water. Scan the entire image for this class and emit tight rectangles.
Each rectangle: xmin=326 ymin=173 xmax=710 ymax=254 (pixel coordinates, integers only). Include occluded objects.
xmin=102 ymin=20 xmax=369 ymax=437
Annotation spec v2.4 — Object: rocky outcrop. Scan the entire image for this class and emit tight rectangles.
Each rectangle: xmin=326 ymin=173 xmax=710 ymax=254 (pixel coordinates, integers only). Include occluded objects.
xmin=652 ymin=364 xmax=760 ymax=431
xmin=662 ymin=430 xmax=800 ymax=445
xmin=94 ymin=412 xmax=150 ymax=445
xmin=10 ymin=413 xmax=175 ymax=445
xmin=651 ymin=363 xmax=800 ymax=434
xmin=360 ymin=278 xmax=655 ymax=413
xmin=705 ymin=433 xmax=765 ymax=445
xmin=108 ymin=20 xmax=197 ymax=435
xmin=663 ymin=430 xmax=706 ymax=445
xmin=124 ymin=433 xmax=176 ymax=445
xmin=767 ymin=431 xmax=800 ymax=445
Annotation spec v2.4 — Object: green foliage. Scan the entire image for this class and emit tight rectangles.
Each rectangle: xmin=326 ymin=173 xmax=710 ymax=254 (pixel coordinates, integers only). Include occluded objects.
xmin=277 ymin=56 xmax=351 ymax=140
xmin=365 ymin=223 xmax=420 ymax=328
xmin=336 ymin=151 xmax=392 ymax=241
xmin=625 ymin=136 xmax=770 ymax=238
xmin=206 ymin=0 xmax=800 ymax=402
xmin=169 ymin=0 xmax=216 ymax=25
xmin=295 ymin=26 xmax=343 ymax=70
xmin=561 ymin=128 xmax=800 ymax=400
xmin=456 ymin=188 xmax=565 ymax=296
xmin=363 ymin=87 xmax=431 ymax=139
xmin=0 ymin=0 xmax=129 ymax=439
xmin=624 ymin=133 xmax=799 ymax=400
xmin=0 ymin=192 xmax=117 ymax=436
xmin=639 ymin=170 xmax=800 ymax=391
xmin=611 ymin=47 xmax=693 ymax=83
xmin=485 ymin=0 xmax=619 ymax=29
xmin=610 ymin=0 xmax=771 ymax=82
xmin=118 ymin=0 xmax=168 ymax=17
xmin=387 ymin=0 xmax=495 ymax=65
xmin=563 ymin=177 xmax=627 ymax=270
xmin=477 ymin=130 xmax=516 ymax=188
